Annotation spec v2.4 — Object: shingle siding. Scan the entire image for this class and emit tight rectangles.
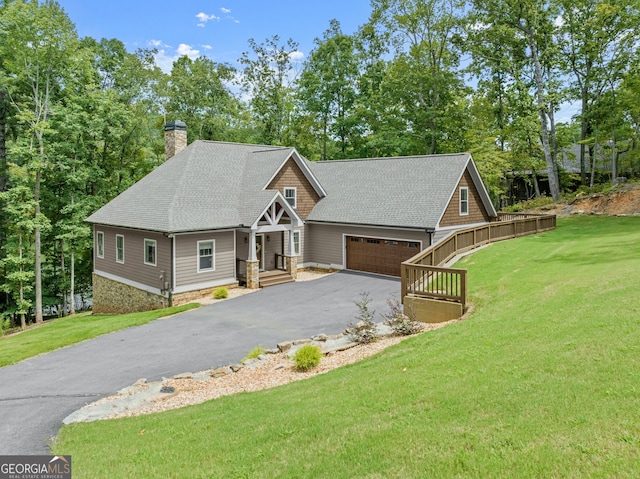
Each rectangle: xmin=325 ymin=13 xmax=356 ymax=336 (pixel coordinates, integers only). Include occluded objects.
xmin=267 ymin=157 xmax=321 ymax=219
xmin=94 ymin=225 xmax=171 ymax=290
xmin=439 ymin=169 xmax=491 ymax=227
xmin=175 ymin=231 xmax=235 ymax=287
xmin=306 ymin=224 xmax=431 ymax=268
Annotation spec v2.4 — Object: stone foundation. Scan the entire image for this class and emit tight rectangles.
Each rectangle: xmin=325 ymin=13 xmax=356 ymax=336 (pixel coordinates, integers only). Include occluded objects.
xmin=172 ymin=282 xmax=239 ymax=306
xmin=92 ymin=273 xmax=169 ymax=314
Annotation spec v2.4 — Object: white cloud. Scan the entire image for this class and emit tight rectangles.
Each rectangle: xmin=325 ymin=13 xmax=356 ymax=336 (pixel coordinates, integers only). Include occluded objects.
xmin=177 ymin=43 xmax=200 ymax=58
xmin=221 ymin=7 xmax=231 ymax=13
xmin=196 ymin=12 xmax=220 ymax=27
xmin=147 ymin=39 xmax=170 ymax=48
xmin=201 ymin=44 xmax=213 ymax=50
xmin=289 ymin=50 xmax=304 ymax=62
xmin=554 ymin=15 xmax=565 ymax=27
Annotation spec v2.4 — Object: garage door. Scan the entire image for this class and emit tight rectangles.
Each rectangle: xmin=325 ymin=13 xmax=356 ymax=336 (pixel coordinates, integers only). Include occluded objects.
xmin=346 ymin=236 xmax=421 ymax=277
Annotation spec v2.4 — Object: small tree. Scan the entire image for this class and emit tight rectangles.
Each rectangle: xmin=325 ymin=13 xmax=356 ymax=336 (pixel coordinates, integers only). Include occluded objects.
xmin=382 ymin=297 xmax=423 ymax=336
xmin=348 ymin=292 xmax=378 ymax=344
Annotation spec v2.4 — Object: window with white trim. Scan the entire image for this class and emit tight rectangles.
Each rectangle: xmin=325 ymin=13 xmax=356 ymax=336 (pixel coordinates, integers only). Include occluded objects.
xmin=284 ymin=187 xmax=297 ymax=208
xmin=459 ymin=187 xmax=469 ymax=216
xmin=116 ymin=234 xmax=125 ymax=263
xmin=198 ymin=240 xmax=215 ymax=272
xmin=97 ymin=231 xmax=104 ymax=259
xmin=293 ymin=231 xmax=301 ymax=256
xmin=144 ymin=239 xmax=157 ymax=266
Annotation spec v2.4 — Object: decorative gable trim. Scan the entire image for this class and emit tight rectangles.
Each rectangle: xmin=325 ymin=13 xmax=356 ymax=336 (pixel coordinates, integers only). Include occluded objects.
xmin=263 ymin=149 xmax=327 ymax=198
xmin=250 ymin=191 xmax=304 ymax=230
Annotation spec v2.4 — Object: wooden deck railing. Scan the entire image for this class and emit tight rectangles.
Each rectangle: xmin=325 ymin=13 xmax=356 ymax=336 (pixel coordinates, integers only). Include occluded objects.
xmin=401 ymin=213 xmax=556 ymax=308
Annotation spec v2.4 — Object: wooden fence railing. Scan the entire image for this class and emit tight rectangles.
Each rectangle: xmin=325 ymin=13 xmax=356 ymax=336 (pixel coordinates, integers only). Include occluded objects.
xmin=401 ymin=213 xmax=556 ymax=308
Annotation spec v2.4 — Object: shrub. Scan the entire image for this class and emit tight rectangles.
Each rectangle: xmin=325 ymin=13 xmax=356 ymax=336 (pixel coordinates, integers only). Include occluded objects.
xmin=0 ymin=317 xmax=12 ymax=337
xmin=348 ymin=292 xmax=378 ymax=344
xmin=382 ymin=297 xmax=423 ymax=336
xmin=243 ymin=345 xmax=265 ymax=361
xmin=213 ymin=287 xmax=228 ymax=300
xmin=294 ymin=344 xmax=322 ymax=371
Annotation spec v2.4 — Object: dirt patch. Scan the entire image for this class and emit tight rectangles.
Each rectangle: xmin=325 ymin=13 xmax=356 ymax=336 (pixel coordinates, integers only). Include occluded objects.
xmin=526 ymin=183 xmax=640 ymax=217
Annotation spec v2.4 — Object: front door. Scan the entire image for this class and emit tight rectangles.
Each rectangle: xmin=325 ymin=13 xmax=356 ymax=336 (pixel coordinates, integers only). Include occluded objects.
xmin=256 ymin=234 xmax=265 ymax=271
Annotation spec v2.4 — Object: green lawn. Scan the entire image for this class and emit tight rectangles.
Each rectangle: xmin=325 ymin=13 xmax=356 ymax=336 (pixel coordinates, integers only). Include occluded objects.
xmin=54 ymin=216 xmax=640 ymax=478
xmin=0 ymin=304 xmax=199 ymax=367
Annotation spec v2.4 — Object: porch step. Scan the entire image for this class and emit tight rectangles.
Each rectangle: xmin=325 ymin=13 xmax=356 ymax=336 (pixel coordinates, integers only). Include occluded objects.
xmin=259 ymin=270 xmax=294 ymax=288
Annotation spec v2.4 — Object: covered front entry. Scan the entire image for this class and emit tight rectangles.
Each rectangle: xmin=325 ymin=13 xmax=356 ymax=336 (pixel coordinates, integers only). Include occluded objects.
xmin=346 ymin=236 xmax=421 ymax=277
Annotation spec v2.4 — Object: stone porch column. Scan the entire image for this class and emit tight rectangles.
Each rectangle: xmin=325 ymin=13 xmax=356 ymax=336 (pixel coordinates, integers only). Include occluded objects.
xmin=285 ymin=228 xmax=298 ymax=280
xmin=285 ymin=254 xmax=298 ymax=280
xmin=246 ymin=260 xmax=260 ymax=289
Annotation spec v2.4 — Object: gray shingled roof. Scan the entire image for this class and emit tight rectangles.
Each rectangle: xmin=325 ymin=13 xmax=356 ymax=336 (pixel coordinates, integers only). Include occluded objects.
xmin=86 ymin=141 xmax=296 ymax=233
xmin=307 ymin=153 xmax=475 ymax=230
xmin=87 ymin=142 xmax=494 ymax=233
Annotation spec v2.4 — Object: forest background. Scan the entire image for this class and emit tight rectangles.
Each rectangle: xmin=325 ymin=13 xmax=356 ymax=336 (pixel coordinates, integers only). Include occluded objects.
xmin=0 ymin=0 xmax=638 ymax=326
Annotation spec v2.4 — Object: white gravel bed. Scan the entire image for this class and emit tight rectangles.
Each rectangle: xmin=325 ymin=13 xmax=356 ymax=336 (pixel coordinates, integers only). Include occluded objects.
xmin=104 ymin=318 xmax=457 ymax=420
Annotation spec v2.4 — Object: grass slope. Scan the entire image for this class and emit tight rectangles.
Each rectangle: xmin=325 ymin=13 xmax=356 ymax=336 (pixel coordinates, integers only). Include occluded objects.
xmin=54 ymin=216 xmax=640 ymax=478
xmin=0 ymin=304 xmax=198 ymax=367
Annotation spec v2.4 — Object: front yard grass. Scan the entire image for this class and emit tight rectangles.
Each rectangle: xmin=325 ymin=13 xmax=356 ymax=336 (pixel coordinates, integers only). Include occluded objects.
xmin=54 ymin=216 xmax=640 ymax=478
xmin=0 ymin=304 xmax=199 ymax=368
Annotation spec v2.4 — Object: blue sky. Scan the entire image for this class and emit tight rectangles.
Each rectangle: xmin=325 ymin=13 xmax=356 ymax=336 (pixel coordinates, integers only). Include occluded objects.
xmin=58 ymin=0 xmax=372 ymax=72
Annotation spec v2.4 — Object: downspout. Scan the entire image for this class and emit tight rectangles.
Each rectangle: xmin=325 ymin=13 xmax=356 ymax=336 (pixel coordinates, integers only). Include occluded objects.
xmin=426 ymin=228 xmax=435 ymax=247
xmin=169 ymin=235 xmax=175 ymax=307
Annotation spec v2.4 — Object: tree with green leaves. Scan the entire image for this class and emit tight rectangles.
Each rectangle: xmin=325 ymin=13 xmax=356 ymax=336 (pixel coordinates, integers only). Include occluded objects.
xmin=370 ymin=0 xmax=468 ymax=155
xmin=239 ymin=35 xmax=299 ymax=145
xmin=1 ymin=0 xmax=81 ymax=322
xmin=161 ymin=55 xmax=246 ymax=143
xmin=297 ymin=20 xmax=361 ymax=160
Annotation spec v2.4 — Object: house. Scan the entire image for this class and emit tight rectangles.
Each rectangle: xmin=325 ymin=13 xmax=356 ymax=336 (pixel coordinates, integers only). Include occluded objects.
xmin=86 ymin=122 xmax=497 ymax=313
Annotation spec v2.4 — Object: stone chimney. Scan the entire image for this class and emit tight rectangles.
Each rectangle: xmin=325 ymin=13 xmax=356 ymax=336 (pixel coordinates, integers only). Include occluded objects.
xmin=164 ymin=120 xmax=187 ymax=160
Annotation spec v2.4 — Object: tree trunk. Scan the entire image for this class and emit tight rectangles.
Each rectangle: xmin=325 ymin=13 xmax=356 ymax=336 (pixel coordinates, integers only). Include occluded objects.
xmin=529 ymin=32 xmax=560 ymax=201
xmin=60 ymin=239 xmax=67 ymax=317
xmin=70 ymin=246 xmax=75 ymax=315
xmin=34 ymin=168 xmax=43 ymax=324
xmin=0 ymin=90 xmax=6 ymax=192
xmin=19 ymin=232 xmax=26 ymax=330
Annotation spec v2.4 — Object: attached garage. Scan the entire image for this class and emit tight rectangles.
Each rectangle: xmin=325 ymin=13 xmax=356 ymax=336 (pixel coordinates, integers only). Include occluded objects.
xmin=346 ymin=236 xmax=421 ymax=276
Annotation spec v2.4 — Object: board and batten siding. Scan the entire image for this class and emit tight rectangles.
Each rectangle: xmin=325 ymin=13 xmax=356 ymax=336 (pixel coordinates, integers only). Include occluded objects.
xmin=267 ymin=157 xmax=321 ymax=220
xmin=93 ymin=225 xmax=171 ymax=290
xmin=439 ymin=169 xmax=491 ymax=227
xmin=306 ymin=224 xmax=431 ymax=268
xmin=175 ymin=231 xmax=235 ymax=287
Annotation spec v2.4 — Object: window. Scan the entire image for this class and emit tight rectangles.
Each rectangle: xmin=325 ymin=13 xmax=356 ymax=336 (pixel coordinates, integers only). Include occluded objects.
xmin=198 ymin=240 xmax=215 ymax=272
xmin=459 ymin=187 xmax=469 ymax=216
xmin=96 ymin=231 xmax=104 ymax=259
xmin=116 ymin=234 xmax=125 ymax=263
xmin=293 ymin=231 xmax=301 ymax=256
xmin=284 ymin=187 xmax=297 ymax=208
xmin=144 ymin=239 xmax=157 ymax=266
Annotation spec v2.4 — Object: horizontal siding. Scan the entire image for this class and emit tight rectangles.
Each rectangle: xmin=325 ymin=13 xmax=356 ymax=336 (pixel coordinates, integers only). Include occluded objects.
xmin=94 ymin=226 xmax=171 ymax=289
xmin=307 ymin=224 xmax=431 ymax=268
xmin=283 ymin=226 xmax=306 ymax=263
xmin=175 ymin=231 xmax=235 ymax=287
xmin=440 ymin=169 xmax=491 ymax=227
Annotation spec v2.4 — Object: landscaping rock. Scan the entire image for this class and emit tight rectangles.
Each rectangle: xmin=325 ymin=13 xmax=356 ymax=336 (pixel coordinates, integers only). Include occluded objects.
xmin=210 ymin=366 xmax=231 ymax=378
xmin=292 ymin=338 xmax=311 ymax=345
xmin=277 ymin=341 xmax=293 ymax=352
xmin=230 ymin=364 xmax=244 ymax=372
xmin=173 ymin=372 xmax=193 ymax=380
xmin=257 ymin=354 xmax=269 ymax=361
xmin=312 ymin=334 xmax=328 ymax=342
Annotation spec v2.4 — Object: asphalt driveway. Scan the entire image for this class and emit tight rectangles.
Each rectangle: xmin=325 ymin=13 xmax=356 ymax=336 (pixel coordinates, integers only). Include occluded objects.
xmin=0 ymin=271 xmax=399 ymax=454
